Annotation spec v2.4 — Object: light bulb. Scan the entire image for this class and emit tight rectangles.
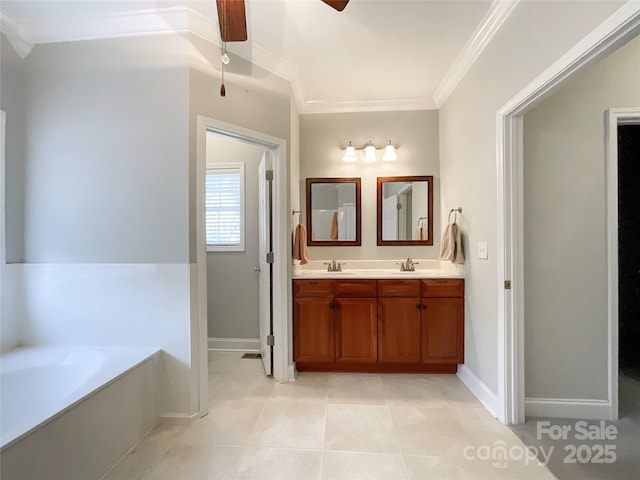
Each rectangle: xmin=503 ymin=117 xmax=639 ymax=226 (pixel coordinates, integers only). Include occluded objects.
xmin=364 ymin=142 xmax=376 ymax=163
xmin=382 ymin=141 xmax=397 ymax=161
xmin=342 ymin=143 xmax=357 ymax=163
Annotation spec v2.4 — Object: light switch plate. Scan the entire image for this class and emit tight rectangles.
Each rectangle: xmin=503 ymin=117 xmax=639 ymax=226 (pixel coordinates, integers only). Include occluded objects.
xmin=478 ymin=241 xmax=488 ymax=259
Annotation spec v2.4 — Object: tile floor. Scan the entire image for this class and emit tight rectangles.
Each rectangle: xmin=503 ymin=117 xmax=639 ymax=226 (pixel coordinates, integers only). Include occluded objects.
xmin=510 ymin=374 xmax=640 ymax=480
xmin=105 ymin=352 xmax=556 ymax=480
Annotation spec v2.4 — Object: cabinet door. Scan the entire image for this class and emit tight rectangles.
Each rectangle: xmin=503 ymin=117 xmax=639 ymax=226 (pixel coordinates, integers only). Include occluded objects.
xmin=421 ymin=298 xmax=464 ymax=364
xmin=335 ymin=298 xmax=377 ymax=363
xmin=378 ymin=297 xmax=421 ymax=363
xmin=294 ymin=298 xmax=335 ymax=363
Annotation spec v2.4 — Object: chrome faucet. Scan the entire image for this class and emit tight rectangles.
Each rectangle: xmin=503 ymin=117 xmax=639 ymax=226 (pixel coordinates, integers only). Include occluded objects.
xmin=324 ymin=259 xmax=343 ymax=272
xmin=399 ymin=258 xmax=419 ymax=272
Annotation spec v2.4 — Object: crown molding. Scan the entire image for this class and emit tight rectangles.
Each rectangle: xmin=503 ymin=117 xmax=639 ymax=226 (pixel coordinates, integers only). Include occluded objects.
xmin=433 ymin=0 xmax=519 ymax=108
xmin=298 ymin=97 xmax=436 ymax=115
xmin=1 ymin=3 xmax=511 ymax=114
xmin=16 ymin=6 xmax=194 ymax=44
xmin=0 ymin=11 xmax=34 ymax=58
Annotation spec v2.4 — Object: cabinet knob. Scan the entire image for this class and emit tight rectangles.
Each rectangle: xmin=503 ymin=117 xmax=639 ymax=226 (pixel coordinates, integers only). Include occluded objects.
xmin=416 ymin=304 xmax=421 ymax=309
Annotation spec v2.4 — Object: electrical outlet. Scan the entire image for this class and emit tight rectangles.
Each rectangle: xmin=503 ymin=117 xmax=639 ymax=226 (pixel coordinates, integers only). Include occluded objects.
xmin=478 ymin=241 xmax=488 ymax=259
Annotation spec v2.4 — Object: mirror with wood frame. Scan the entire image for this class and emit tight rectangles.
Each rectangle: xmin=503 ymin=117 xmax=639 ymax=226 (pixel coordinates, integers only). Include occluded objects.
xmin=377 ymin=176 xmax=433 ymax=246
xmin=306 ymin=177 xmax=361 ymax=246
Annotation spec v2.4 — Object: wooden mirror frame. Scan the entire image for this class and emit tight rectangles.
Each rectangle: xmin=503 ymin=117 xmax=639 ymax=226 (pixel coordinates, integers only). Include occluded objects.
xmin=306 ymin=177 xmax=361 ymax=246
xmin=377 ymin=175 xmax=434 ymax=246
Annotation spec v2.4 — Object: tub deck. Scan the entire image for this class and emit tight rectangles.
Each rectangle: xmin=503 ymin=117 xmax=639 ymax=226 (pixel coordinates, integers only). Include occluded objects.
xmin=1 ymin=346 xmax=159 ymax=480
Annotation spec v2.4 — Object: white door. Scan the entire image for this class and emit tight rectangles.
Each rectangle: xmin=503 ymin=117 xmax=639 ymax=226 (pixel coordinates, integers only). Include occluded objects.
xmin=258 ymin=152 xmax=273 ymax=375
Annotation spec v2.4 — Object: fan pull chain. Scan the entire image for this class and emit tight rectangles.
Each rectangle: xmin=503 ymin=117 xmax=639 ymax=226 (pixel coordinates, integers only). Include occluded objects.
xmin=220 ymin=45 xmax=226 ymax=97
xmin=220 ymin=2 xmax=227 ymax=97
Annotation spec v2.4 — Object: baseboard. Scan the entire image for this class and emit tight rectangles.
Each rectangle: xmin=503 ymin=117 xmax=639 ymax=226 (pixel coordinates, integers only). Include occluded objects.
xmin=525 ymin=397 xmax=613 ymax=420
xmin=288 ymin=363 xmax=297 ymax=382
xmin=457 ymin=364 xmax=500 ymax=419
xmin=159 ymin=411 xmax=201 ymax=424
xmin=207 ymin=337 xmax=260 ymax=352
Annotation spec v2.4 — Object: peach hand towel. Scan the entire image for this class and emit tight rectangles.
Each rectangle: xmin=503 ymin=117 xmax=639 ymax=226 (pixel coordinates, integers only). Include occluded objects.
xmin=329 ymin=211 xmax=339 ymax=240
xmin=414 ymin=226 xmax=425 ymax=240
xmin=439 ymin=222 xmax=465 ymax=264
xmin=293 ymin=224 xmax=310 ymax=265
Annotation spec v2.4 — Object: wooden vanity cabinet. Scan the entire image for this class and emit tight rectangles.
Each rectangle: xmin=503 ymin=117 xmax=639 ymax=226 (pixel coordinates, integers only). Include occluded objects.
xmin=421 ymin=279 xmax=465 ymax=364
xmin=293 ymin=280 xmax=335 ymax=363
xmin=334 ymin=279 xmax=377 ymax=364
xmin=294 ymin=279 xmax=377 ymax=366
xmin=293 ymin=277 xmax=464 ymax=373
xmin=377 ymin=280 xmax=421 ymax=363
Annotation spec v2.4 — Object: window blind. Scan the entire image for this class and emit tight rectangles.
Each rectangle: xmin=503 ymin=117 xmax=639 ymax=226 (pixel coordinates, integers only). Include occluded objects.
xmin=206 ymin=168 xmax=242 ymax=246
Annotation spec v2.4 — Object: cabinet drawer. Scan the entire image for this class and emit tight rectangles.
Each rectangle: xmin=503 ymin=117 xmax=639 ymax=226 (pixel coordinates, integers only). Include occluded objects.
xmin=378 ymin=279 xmax=420 ymax=297
xmin=334 ymin=280 xmax=377 ymax=297
xmin=293 ymin=279 xmax=334 ymax=297
xmin=421 ymin=279 xmax=464 ymax=297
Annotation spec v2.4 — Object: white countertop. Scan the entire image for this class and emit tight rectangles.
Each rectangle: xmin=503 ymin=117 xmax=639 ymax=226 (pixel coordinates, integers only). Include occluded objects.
xmin=292 ymin=259 xmax=464 ymax=279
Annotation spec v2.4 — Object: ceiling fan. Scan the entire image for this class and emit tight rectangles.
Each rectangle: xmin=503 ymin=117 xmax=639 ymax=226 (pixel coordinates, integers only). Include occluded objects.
xmin=216 ymin=0 xmax=350 ymax=95
xmin=216 ymin=0 xmax=350 ymax=42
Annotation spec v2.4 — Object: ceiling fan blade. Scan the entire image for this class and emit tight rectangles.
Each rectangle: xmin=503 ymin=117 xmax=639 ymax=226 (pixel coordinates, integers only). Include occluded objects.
xmin=216 ymin=0 xmax=248 ymax=42
xmin=321 ymin=0 xmax=350 ymax=12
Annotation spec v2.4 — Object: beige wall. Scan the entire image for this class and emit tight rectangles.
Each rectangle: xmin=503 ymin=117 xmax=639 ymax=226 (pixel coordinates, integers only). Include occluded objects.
xmin=1 ymin=39 xmax=26 ymax=265
xmin=1 ymin=38 xmax=26 ymax=352
xmin=439 ymin=0 xmax=626 ymax=395
xmin=188 ymin=33 xmax=293 ymax=263
xmin=300 ymin=110 xmax=440 ymax=261
xmin=523 ymin=34 xmax=640 ymax=400
xmin=0 ymin=33 xmax=198 ymax=414
xmin=3 ymin=35 xmax=190 ymax=263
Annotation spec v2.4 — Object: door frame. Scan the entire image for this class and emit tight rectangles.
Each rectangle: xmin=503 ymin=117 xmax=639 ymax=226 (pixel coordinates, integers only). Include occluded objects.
xmin=196 ymin=116 xmax=290 ymax=415
xmin=1 ymin=111 xmax=5 ymax=308
xmin=497 ymin=6 xmax=640 ymax=424
xmin=606 ymin=108 xmax=640 ymax=421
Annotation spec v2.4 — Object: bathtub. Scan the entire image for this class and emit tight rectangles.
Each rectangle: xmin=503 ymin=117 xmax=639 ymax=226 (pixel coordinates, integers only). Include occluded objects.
xmin=1 ymin=345 xmax=159 ymax=479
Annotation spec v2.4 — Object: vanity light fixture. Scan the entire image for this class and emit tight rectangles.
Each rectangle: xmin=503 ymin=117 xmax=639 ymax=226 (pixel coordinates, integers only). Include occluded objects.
xmin=341 ymin=140 xmax=399 ymax=163
xmin=382 ymin=140 xmax=398 ymax=162
xmin=342 ymin=141 xmax=358 ymax=163
xmin=364 ymin=141 xmax=377 ymax=163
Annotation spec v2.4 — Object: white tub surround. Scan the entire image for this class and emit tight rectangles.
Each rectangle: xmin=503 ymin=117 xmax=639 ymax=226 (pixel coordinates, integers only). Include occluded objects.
xmin=0 ymin=346 xmax=158 ymax=480
xmin=7 ymin=263 xmax=197 ymax=418
xmin=293 ymin=259 xmax=464 ymax=279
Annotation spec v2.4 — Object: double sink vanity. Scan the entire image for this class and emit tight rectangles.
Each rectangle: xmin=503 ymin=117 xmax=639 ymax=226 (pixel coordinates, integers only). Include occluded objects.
xmin=294 ymin=175 xmax=464 ymax=374
xmin=293 ymin=260 xmax=464 ymax=374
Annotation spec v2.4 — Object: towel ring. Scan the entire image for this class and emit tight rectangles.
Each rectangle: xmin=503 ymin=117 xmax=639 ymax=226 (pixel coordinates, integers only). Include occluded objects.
xmin=448 ymin=207 xmax=462 ymax=223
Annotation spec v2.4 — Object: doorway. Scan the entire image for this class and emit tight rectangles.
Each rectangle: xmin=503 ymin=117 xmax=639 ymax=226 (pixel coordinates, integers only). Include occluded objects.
xmin=616 ymin=122 xmax=640 ymax=420
xmin=204 ymin=132 xmax=272 ymax=375
xmin=196 ymin=116 xmax=291 ymax=417
xmin=497 ymin=11 xmax=640 ymax=424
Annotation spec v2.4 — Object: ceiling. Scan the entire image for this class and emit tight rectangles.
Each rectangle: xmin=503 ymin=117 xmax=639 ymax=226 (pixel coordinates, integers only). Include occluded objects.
xmin=0 ymin=0 xmax=516 ymax=113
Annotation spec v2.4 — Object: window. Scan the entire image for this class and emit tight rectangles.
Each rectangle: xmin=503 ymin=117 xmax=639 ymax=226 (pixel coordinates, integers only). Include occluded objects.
xmin=206 ymin=163 xmax=245 ymax=251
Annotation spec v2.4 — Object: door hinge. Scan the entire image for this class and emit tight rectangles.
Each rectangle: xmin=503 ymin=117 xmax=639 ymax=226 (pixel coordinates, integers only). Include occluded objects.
xmin=267 ymin=335 xmax=275 ymax=346
xmin=266 ymin=252 xmax=274 ymax=263
xmin=504 ymin=280 xmax=512 ymax=290
xmin=265 ymin=169 xmax=274 ymax=181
